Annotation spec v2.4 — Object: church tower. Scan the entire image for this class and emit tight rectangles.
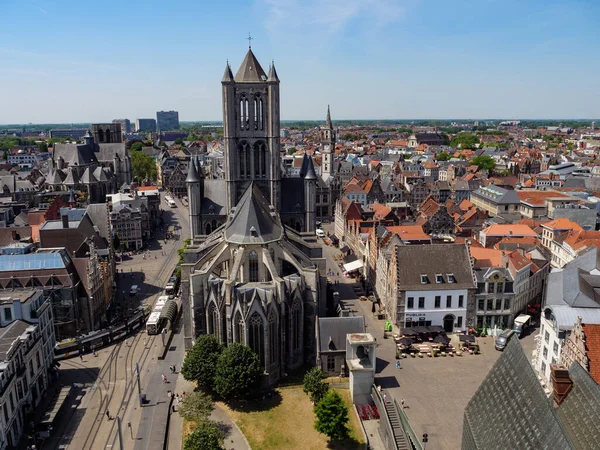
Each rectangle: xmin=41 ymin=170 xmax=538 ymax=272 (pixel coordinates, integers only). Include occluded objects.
xmin=222 ymin=47 xmax=281 ymax=213
xmin=320 ymin=105 xmax=335 ymax=182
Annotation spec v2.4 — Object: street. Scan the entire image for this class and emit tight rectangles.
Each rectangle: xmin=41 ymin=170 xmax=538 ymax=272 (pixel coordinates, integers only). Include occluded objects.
xmin=44 ymin=194 xmax=190 ymax=450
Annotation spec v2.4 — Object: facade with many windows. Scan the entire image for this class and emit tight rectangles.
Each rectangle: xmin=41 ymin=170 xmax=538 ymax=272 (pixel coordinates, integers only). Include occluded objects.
xmin=0 ymin=290 xmax=55 ymax=449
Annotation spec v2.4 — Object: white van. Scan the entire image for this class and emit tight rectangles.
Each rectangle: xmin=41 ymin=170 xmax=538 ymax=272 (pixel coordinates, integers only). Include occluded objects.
xmin=130 ymin=285 xmax=139 ymax=295
xmin=316 ymin=229 xmax=325 ymax=238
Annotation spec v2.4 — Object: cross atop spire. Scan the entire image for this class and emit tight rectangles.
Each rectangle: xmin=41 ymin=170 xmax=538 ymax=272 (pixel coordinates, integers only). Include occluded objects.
xmin=247 ymin=32 xmax=253 ymax=49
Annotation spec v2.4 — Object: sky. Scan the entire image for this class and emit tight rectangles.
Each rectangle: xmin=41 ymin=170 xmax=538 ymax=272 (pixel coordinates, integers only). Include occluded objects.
xmin=1 ymin=0 xmax=599 ymax=123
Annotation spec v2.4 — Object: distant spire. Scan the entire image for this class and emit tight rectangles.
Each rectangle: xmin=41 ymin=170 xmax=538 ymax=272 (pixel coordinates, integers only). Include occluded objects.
xmin=326 ymin=105 xmax=332 ymax=129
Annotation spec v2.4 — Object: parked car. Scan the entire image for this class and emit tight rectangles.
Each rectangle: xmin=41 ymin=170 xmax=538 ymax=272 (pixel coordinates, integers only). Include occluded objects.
xmin=495 ymin=329 xmax=515 ymax=351
xmin=130 ymin=285 xmax=139 ymax=295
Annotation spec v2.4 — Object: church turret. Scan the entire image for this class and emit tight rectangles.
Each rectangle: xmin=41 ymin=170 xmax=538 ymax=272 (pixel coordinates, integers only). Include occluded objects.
xmin=320 ymin=105 xmax=335 ymax=182
xmin=304 ymin=156 xmax=317 ymax=233
xmin=83 ymin=130 xmax=94 ymax=147
xmin=299 ymin=153 xmax=308 ymax=178
xmin=186 ymin=158 xmax=202 ymax=241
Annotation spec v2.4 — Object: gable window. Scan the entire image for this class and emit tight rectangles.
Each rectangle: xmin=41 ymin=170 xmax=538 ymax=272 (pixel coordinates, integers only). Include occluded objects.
xmin=504 ymin=298 xmax=511 ymax=311
xmin=420 ymin=274 xmax=429 ymax=284
xmin=487 ymin=299 xmax=493 ymax=311
xmin=497 ymin=282 xmax=504 ymax=293
xmin=436 ymin=274 xmax=444 ymax=284
xmin=478 ymin=299 xmax=484 ymax=311
xmin=447 ymin=273 xmax=456 ymax=283
xmin=327 ymin=355 xmax=335 ymax=372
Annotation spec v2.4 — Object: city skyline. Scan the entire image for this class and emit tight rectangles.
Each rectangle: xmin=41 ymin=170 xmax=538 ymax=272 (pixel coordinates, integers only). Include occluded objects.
xmin=1 ymin=0 xmax=599 ymax=123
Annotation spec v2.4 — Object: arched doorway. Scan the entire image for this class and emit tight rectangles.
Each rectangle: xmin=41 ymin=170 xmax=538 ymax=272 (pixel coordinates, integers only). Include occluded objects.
xmin=443 ymin=314 xmax=455 ymax=333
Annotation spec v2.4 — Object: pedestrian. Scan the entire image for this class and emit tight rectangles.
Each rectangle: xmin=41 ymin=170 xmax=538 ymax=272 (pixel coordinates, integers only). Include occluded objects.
xmin=92 ymin=348 xmax=97 ymax=357
xmin=162 ymin=374 xmax=167 ymax=383
xmin=401 ymin=398 xmax=405 ymax=408
xmin=383 ymin=393 xmax=387 ymax=403
xmin=396 ymin=361 xmax=400 ymax=369
xmin=79 ymin=353 xmax=83 ymax=362
xmin=173 ymin=364 xmax=176 ymax=373
xmin=182 ymin=391 xmax=186 ymax=397
xmin=105 ymin=409 xmax=111 ymax=420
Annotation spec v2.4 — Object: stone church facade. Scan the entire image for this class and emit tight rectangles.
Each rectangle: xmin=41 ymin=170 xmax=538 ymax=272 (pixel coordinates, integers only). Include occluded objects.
xmin=181 ymin=49 xmax=326 ymax=386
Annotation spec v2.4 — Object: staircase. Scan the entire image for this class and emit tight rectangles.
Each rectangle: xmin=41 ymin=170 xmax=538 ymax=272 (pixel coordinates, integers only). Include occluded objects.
xmin=383 ymin=399 xmax=410 ymax=450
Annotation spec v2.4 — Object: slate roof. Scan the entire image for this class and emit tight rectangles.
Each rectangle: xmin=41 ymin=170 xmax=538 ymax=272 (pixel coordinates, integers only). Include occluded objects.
xmin=96 ymin=143 xmax=128 ymax=162
xmin=472 ymin=185 xmax=520 ymax=204
xmin=201 ymin=179 xmax=227 ymax=215
xmin=554 ymin=362 xmax=600 ymax=449
xmin=234 ymin=49 xmax=267 ymax=83
xmin=463 ymin=338 xmax=572 ymax=450
xmin=85 ymin=203 xmax=111 ymax=240
xmin=224 ymin=183 xmax=283 ymax=244
xmin=0 ymin=320 xmax=31 ymax=360
xmin=53 ymin=143 xmax=97 ymax=166
xmin=80 ymin=167 xmax=97 ymax=184
xmin=545 ymin=248 xmax=599 ymax=309
xmin=396 ymin=244 xmax=475 ymax=291
xmin=317 ymin=316 xmax=365 ymax=353
xmin=280 ymin=178 xmax=305 ymax=214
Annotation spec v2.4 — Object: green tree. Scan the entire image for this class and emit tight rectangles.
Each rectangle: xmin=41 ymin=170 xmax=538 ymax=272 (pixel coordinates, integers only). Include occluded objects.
xmin=183 ymin=420 xmax=225 ymax=450
xmin=37 ymin=142 xmax=48 ymax=152
xmin=2 ymin=150 xmax=7 ymax=161
xmin=181 ymin=335 xmax=224 ymax=388
xmin=303 ymin=367 xmax=329 ymax=404
xmin=469 ymin=155 xmax=496 ymax=171
xmin=287 ymin=147 xmax=297 ymax=155
xmin=130 ymin=150 xmax=157 ymax=181
xmin=174 ymin=138 xmax=185 ymax=145
xmin=314 ymin=390 xmax=349 ymax=441
xmin=178 ymin=391 xmax=214 ymax=422
xmin=435 ymin=151 xmax=451 ymax=161
xmin=130 ymin=141 xmax=143 ymax=152
xmin=567 ymin=142 xmax=574 ymax=151
xmin=214 ymin=343 xmax=261 ymax=400
xmin=451 ymin=132 xmax=480 ymax=149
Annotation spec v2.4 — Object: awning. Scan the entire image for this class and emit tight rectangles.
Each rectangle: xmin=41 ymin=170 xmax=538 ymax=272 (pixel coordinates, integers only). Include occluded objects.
xmin=343 ymin=254 xmax=358 ymax=264
xmin=343 ymin=260 xmax=363 ymax=272
xmin=340 ymin=245 xmax=350 ymax=253
xmin=159 ymin=300 xmax=178 ymax=323
xmin=39 ymin=386 xmax=72 ymax=426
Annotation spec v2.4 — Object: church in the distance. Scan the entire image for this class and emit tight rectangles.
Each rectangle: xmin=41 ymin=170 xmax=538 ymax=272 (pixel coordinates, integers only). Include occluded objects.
xmin=181 ymin=48 xmax=327 ymax=385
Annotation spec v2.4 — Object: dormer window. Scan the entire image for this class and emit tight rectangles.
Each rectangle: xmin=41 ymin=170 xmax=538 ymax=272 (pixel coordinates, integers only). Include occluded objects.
xmin=250 ymin=226 xmax=257 ymax=237
xmin=447 ymin=273 xmax=456 ymax=283
xmin=208 ymin=205 xmax=215 ymax=215
xmin=420 ymin=274 xmax=429 ymax=284
xmin=436 ymin=274 xmax=444 ymax=284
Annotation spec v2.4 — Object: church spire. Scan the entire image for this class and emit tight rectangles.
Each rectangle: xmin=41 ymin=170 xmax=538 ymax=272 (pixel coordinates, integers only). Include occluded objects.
xmin=268 ymin=61 xmax=280 ymax=83
xmin=326 ymin=104 xmax=332 ymax=129
xmin=222 ymin=61 xmax=234 ymax=83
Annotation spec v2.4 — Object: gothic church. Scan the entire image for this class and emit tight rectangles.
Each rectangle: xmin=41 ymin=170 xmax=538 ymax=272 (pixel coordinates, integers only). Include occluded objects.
xmin=181 ymin=48 xmax=326 ymax=385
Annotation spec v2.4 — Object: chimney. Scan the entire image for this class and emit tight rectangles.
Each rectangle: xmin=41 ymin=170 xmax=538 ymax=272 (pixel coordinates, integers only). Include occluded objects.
xmin=550 ymin=364 xmax=572 ymax=406
xmin=61 ymin=214 xmax=69 ymax=229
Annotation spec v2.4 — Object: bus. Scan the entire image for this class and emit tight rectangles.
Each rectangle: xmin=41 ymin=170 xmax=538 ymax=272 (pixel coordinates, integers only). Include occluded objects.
xmin=165 ymin=195 xmax=177 ymax=208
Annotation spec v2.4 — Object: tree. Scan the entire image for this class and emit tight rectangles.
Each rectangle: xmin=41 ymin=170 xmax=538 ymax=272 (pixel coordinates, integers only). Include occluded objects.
xmin=303 ymin=367 xmax=329 ymax=404
xmin=469 ymin=155 xmax=496 ymax=172
xmin=435 ymin=151 xmax=451 ymax=161
xmin=130 ymin=141 xmax=143 ymax=152
xmin=214 ymin=343 xmax=261 ymax=400
xmin=183 ymin=420 xmax=225 ymax=450
xmin=37 ymin=142 xmax=48 ymax=152
xmin=181 ymin=335 xmax=224 ymax=388
xmin=450 ymin=132 xmax=480 ymax=149
xmin=314 ymin=390 xmax=349 ymax=441
xmin=287 ymin=147 xmax=297 ymax=155
xmin=130 ymin=150 xmax=157 ymax=181
xmin=178 ymin=391 xmax=214 ymax=422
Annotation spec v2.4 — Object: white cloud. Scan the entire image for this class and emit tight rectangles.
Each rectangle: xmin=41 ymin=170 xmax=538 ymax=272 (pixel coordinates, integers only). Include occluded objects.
xmin=261 ymin=0 xmax=405 ymax=35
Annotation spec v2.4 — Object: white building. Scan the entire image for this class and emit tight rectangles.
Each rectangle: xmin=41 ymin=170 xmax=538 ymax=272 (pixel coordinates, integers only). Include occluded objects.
xmin=533 ymin=248 xmax=600 ymax=388
xmin=0 ymin=290 xmax=55 ymax=448
xmin=391 ymin=244 xmax=476 ymax=332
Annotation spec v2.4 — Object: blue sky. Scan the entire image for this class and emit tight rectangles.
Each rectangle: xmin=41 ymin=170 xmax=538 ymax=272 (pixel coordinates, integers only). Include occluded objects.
xmin=1 ymin=0 xmax=599 ymax=123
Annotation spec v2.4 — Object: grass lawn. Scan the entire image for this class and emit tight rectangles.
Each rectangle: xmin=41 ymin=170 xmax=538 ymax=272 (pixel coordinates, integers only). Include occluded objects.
xmin=217 ymin=385 xmax=365 ymax=450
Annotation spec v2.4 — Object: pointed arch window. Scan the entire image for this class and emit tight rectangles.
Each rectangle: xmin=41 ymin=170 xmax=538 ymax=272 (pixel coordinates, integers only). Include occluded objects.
xmin=249 ymin=251 xmax=259 ymax=282
xmin=259 ymin=98 xmax=264 ymax=130
xmin=249 ymin=312 xmax=264 ymax=369
xmin=234 ymin=312 xmax=244 ymax=344
xmin=240 ymin=96 xmax=250 ymax=131
xmin=291 ymin=299 xmax=301 ymax=351
xmin=207 ymin=303 xmax=219 ymax=338
xmin=268 ymin=311 xmax=278 ymax=366
xmin=254 ymin=97 xmax=259 ymax=130
xmin=239 ymin=142 xmax=250 ymax=178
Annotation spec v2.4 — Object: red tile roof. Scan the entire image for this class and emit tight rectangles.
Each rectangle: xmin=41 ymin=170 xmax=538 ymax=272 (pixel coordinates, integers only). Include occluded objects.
xmin=583 ymin=323 xmax=600 ymax=384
